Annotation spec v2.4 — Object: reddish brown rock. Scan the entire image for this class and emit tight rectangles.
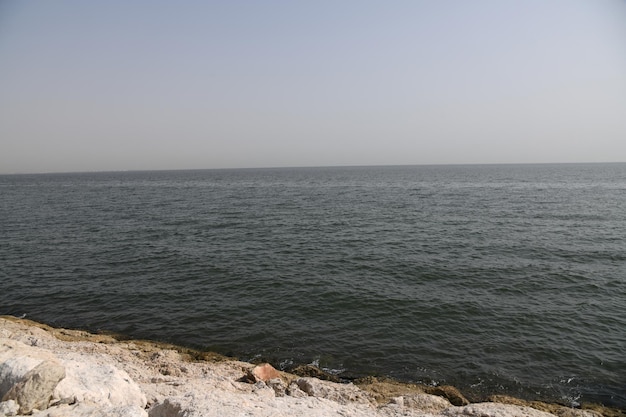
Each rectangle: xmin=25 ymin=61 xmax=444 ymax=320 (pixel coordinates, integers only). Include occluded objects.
xmin=245 ymin=363 xmax=281 ymax=383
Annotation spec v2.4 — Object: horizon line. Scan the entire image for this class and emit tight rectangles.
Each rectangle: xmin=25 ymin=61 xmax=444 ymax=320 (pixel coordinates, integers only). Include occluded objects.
xmin=2 ymin=161 xmax=625 ymax=176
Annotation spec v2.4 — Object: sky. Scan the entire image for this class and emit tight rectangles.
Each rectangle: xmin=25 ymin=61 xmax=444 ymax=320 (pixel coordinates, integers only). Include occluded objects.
xmin=1 ymin=1 xmax=625 ymax=174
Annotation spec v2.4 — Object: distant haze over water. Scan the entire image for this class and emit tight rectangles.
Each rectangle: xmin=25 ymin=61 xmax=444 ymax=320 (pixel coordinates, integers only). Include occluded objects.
xmin=1 ymin=163 xmax=625 ymax=408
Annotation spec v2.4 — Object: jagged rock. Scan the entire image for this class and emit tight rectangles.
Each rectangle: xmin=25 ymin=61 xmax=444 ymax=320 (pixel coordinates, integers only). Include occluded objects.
xmin=252 ymin=381 xmax=276 ymax=398
xmin=286 ymin=381 xmax=308 ymax=398
xmin=53 ymin=359 xmax=146 ymax=408
xmin=266 ymin=378 xmax=286 ymax=397
xmin=295 ymin=377 xmax=373 ymax=405
xmin=2 ymin=360 xmax=66 ymax=414
xmin=444 ymin=402 xmax=558 ymax=417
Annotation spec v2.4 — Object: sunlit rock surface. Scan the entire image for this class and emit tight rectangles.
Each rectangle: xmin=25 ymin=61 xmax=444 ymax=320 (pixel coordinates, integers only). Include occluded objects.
xmin=0 ymin=317 xmax=608 ymax=417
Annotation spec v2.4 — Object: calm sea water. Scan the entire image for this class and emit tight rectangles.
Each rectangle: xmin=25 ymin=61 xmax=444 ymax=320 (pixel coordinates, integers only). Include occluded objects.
xmin=1 ymin=164 xmax=625 ymax=408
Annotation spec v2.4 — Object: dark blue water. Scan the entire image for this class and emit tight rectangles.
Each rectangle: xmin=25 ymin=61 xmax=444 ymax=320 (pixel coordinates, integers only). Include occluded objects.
xmin=1 ymin=164 xmax=625 ymax=408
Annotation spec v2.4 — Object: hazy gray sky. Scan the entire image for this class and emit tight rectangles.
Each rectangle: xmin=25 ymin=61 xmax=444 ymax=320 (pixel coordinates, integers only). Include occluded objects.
xmin=1 ymin=1 xmax=625 ymax=173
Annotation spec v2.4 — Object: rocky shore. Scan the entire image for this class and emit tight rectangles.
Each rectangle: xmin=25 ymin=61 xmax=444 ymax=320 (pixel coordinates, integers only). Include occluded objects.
xmin=0 ymin=316 xmax=618 ymax=417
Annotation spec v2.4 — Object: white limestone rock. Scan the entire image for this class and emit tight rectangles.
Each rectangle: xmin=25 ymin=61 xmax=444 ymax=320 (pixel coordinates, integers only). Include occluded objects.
xmin=0 ymin=339 xmax=66 ymax=413
xmin=0 ymin=399 xmax=19 ymax=416
xmin=400 ymin=393 xmax=452 ymax=413
xmin=0 ymin=339 xmax=61 ymax=399
xmin=444 ymin=402 xmax=557 ymax=417
xmin=2 ymin=360 xmax=65 ymax=414
xmin=31 ymin=403 xmax=148 ymax=417
xmin=54 ymin=359 xmax=147 ymax=408
xmin=295 ymin=377 xmax=373 ymax=405
xmin=0 ymin=357 xmax=43 ymax=400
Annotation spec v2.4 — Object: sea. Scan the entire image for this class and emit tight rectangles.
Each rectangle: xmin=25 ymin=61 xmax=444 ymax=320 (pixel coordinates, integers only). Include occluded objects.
xmin=1 ymin=163 xmax=625 ymax=409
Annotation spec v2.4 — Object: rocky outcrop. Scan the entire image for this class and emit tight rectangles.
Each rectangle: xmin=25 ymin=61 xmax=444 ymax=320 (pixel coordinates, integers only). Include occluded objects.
xmin=1 ymin=316 xmax=618 ymax=417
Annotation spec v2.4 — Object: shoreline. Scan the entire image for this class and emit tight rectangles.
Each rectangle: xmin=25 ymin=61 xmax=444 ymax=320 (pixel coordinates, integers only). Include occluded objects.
xmin=0 ymin=315 xmax=622 ymax=417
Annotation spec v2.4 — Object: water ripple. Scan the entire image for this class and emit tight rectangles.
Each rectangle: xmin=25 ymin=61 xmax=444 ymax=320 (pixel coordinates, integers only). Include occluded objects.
xmin=1 ymin=164 xmax=625 ymax=408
